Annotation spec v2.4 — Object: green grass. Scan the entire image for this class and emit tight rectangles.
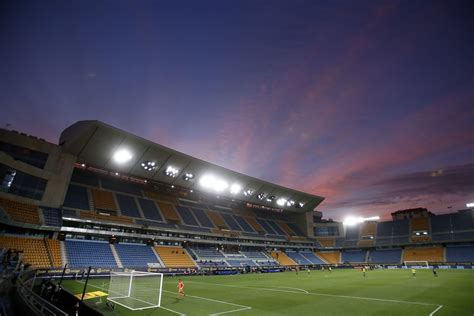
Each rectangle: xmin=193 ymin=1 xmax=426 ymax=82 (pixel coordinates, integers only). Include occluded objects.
xmin=61 ymin=269 xmax=474 ymax=316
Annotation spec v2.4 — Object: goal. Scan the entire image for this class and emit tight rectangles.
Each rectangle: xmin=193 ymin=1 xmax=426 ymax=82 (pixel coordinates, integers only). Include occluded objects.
xmin=107 ymin=271 xmax=163 ymax=310
xmin=403 ymin=261 xmax=429 ymax=269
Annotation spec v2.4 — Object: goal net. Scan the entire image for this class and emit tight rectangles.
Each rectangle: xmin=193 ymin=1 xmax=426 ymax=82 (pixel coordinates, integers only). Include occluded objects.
xmin=107 ymin=271 xmax=163 ymax=310
xmin=403 ymin=261 xmax=429 ymax=269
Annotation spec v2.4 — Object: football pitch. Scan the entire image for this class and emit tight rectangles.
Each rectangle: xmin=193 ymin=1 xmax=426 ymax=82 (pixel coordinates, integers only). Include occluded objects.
xmin=61 ymin=269 xmax=474 ymax=316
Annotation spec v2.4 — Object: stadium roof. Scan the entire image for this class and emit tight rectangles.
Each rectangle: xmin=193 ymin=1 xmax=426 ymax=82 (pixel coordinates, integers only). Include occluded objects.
xmin=60 ymin=120 xmax=324 ymax=213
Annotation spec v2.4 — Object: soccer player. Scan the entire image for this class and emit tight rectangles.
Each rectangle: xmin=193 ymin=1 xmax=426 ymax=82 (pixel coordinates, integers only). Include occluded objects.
xmin=307 ymin=268 xmax=311 ymax=275
xmin=362 ymin=267 xmax=366 ymax=277
xmin=328 ymin=266 xmax=332 ymax=273
xmin=432 ymin=267 xmax=438 ymax=277
xmin=177 ymin=279 xmax=185 ymax=298
xmin=411 ymin=268 xmax=416 ymax=278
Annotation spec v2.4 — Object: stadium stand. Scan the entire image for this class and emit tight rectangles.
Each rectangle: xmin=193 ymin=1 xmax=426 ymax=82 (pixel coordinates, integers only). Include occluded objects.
xmin=317 ymin=238 xmax=335 ymax=248
xmin=286 ymin=251 xmax=312 ymax=265
xmin=445 ymin=245 xmax=474 ymax=262
xmin=65 ymin=239 xmax=118 ymax=268
xmin=0 ymin=236 xmax=53 ymax=267
xmin=207 ymin=212 xmax=229 ymax=229
xmin=368 ymin=248 xmax=402 ymax=264
xmin=257 ymin=218 xmax=277 ymax=235
xmin=41 ymin=207 xmax=62 ymax=226
xmin=114 ymin=243 xmax=160 ymax=268
xmin=45 ymin=239 xmax=62 ymax=267
xmin=191 ymin=247 xmax=225 ymax=259
xmin=299 ymin=251 xmax=326 ymax=264
xmin=244 ymin=217 xmax=265 ymax=234
xmin=63 ymin=184 xmax=90 ymax=210
xmin=0 ymin=198 xmax=40 ymax=225
xmin=176 ymin=206 xmax=200 ymax=226
xmin=90 ymin=188 xmax=117 ymax=211
xmin=279 ymin=222 xmax=295 ymax=235
xmin=341 ymin=250 xmax=367 ymax=263
xmin=316 ymin=251 xmax=340 ymax=264
xmin=157 ymin=202 xmax=181 ymax=223
xmin=190 ymin=208 xmax=215 ymax=228
xmin=287 ymin=223 xmax=305 ymax=236
xmin=271 ymin=251 xmax=296 ymax=266
xmin=268 ymin=220 xmax=286 ymax=235
xmin=240 ymin=250 xmax=269 ymax=259
xmin=80 ymin=210 xmax=133 ymax=224
xmin=404 ymin=246 xmax=444 ymax=263
xmin=411 ymin=217 xmax=431 ymax=242
xmin=154 ymin=246 xmax=196 ymax=267
xmin=221 ymin=213 xmax=243 ymax=231
xmin=233 ymin=215 xmax=255 ymax=233
xmin=115 ymin=193 xmax=141 ymax=217
xmin=137 ymin=198 xmax=164 ymax=221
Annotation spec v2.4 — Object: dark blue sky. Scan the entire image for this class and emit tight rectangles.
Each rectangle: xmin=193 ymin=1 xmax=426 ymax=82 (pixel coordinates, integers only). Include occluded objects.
xmin=1 ymin=0 xmax=473 ymax=220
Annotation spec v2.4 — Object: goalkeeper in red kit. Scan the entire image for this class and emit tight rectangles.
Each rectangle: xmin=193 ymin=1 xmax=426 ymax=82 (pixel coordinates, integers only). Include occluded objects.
xmin=177 ymin=279 xmax=185 ymax=298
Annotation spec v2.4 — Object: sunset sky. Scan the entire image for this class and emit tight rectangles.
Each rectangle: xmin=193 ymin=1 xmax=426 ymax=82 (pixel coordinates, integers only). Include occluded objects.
xmin=1 ymin=0 xmax=473 ymax=220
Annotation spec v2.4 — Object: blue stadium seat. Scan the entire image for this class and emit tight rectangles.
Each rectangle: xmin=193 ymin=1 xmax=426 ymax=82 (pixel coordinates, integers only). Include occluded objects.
xmin=190 ymin=208 xmax=214 ymax=228
xmin=65 ymin=240 xmax=117 ymax=268
xmin=287 ymin=223 xmax=305 ymax=236
xmin=256 ymin=218 xmax=277 ymax=235
xmin=446 ymin=245 xmax=474 ymax=262
xmin=286 ymin=251 xmax=312 ymax=265
xmin=191 ymin=248 xmax=225 ymax=259
xmin=41 ymin=207 xmax=62 ymax=226
xmin=341 ymin=250 xmax=367 ymax=263
xmin=368 ymin=248 xmax=402 ymax=264
xmin=137 ymin=198 xmax=164 ymax=221
xmin=241 ymin=251 xmax=268 ymax=259
xmin=176 ymin=206 xmax=199 ymax=226
xmin=114 ymin=243 xmax=160 ymax=268
xmin=63 ymin=185 xmax=90 ymax=210
xmin=267 ymin=221 xmax=286 ymax=235
xmin=233 ymin=215 xmax=255 ymax=233
xmin=300 ymin=251 xmax=325 ymax=264
xmin=116 ymin=194 xmax=141 ymax=217
xmin=221 ymin=213 xmax=242 ymax=231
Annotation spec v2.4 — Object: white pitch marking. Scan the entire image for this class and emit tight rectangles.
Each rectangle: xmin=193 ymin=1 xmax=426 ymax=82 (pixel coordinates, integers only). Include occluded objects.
xmin=277 ymin=286 xmax=309 ymax=294
xmin=163 ymin=289 xmax=252 ymax=316
xmin=429 ymin=305 xmax=443 ymax=316
xmin=188 ymin=280 xmax=438 ymax=306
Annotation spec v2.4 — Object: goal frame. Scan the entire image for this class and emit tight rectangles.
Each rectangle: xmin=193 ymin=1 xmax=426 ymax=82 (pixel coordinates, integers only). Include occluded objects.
xmin=107 ymin=271 xmax=164 ymax=311
xmin=403 ymin=261 xmax=429 ymax=269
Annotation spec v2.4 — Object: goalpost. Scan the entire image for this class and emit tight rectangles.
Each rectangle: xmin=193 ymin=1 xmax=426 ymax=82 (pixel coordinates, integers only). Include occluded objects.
xmin=403 ymin=261 xmax=429 ymax=269
xmin=107 ymin=271 xmax=164 ymax=311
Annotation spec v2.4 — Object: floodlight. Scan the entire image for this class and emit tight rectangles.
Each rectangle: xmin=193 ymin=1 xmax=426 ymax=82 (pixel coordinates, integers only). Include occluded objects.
xmin=343 ymin=215 xmax=380 ymax=226
xmin=415 ymin=232 xmax=420 ymax=236
xmin=113 ymin=149 xmax=133 ymax=164
xmin=287 ymin=200 xmax=295 ymax=207
xmin=467 ymin=203 xmax=474 ymax=208
xmin=115 ymin=172 xmax=119 ymax=176
xmin=422 ymin=231 xmax=428 ymax=235
xmin=276 ymin=198 xmax=287 ymax=206
xmin=81 ymin=163 xmax=86 ymax=167
xmin=266 ymin=195 xmax=275 ymax=202
xmin=183 ymin=173 xmax=194 ymax=181
xmin=199 ymin=174 xmax=228 ymax=193
xmin=244 ymin=190 xmax=253 ymax=196
xmin=171 ymin=185 xmax=175 ymax=188
xmin=298 ymin=202 xmax=304 ymax=207
xmin=257 ymin=193 xmax=265 ymax=200
xmin=141 ymin=161 xmax=157 ymax=172
xmin=164 ymin=166 xmax=179 ymax=177
xmin=230 ymin=183 xmax=242 ymax=194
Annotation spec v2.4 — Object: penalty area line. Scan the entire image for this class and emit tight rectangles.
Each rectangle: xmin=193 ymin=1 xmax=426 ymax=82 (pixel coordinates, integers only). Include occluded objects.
xmin=163 ymin=289 xmax=252 ymax=316
xmin=429 ymin=305 xmax=443 ymax=316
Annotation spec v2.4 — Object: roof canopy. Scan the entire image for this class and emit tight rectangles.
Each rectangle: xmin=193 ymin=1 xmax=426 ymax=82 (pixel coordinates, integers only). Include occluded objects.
xmin=60 ymin=120 xmax=324 ymax=213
